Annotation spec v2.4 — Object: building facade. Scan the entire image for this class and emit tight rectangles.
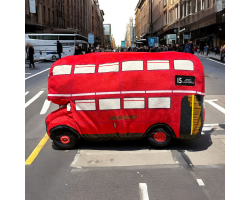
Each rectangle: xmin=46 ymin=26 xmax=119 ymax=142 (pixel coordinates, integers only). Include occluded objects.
xmin=135 ymin=0 xmax=225 ymax=47
xmin=25 ymin=0 xmax=105 ymax=47
xmin=104 ymin=24 xmax=112 ymax=48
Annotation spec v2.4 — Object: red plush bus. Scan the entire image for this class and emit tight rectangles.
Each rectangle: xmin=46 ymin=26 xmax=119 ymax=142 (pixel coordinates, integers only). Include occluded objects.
xmin=46 ymin=52 xmax=205 ymax=149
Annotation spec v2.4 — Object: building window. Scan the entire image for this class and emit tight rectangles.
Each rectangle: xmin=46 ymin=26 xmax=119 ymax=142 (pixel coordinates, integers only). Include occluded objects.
xmin=43 ymin=6 xmax=46 ymax=23
xmin=163 ymin=0 xmax=166 ymax=7
xmin=52 ymin=11 xmax=54 ymax=24
xmin=48 ymin=8 xmax=50 ymax=25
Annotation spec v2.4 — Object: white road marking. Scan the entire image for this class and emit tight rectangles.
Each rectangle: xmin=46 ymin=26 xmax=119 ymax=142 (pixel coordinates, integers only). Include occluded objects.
xmin=25 ymin=91 xmax=44 ymax=108
xmin=139 ymin=183 xmax=149 ymax=200
xmin=25 ymin=68 xmax=50 ymax=80
xmin=205 ymin=99 xmax=225 ymax=114
xmin=207 ymin=58 xmax=225 ymax=65
xmin=25 ymin=73 xmax=31 ymax=74
xmin=196 ymin=179 xmax=205 ymax=186
xmin=25 ymin=91 xmax=29 ymax=96
xmin=202 ymin=124 xmax=225 ymax=132
xmin=40 ymin=99 xmax=51 ymax=115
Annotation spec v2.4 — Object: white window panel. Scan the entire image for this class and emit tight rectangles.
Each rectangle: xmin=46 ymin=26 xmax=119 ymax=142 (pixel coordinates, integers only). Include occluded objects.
xmin=148 ymin=97 xmax=171 ymax=109
xmin=98 ymin=62 xmax=119 ymax=73
xmin=53 ymin=65 xmax=72 ymax=75
xmin=122 ymin=61 xmax=143 ymax=71
xmin=74 ymin=65 xmax=95 ymax=74
xmin=75 ymin=100 xmax=96 ymax=111
xmin=147 ymin=60 xmax=170 ymax=70
xmin=174 ymin=60 xmax=194 ymax=71
xmin=99 ymin=98 xmax=120 ymax=110
xmin=124 ymin=98 xmax=145 ymax=109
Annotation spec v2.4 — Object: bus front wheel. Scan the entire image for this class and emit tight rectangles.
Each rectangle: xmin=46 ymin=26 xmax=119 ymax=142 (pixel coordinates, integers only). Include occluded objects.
xmin=147 ymin=128 xmax=171 ymax=147
xmin=53 ymin=130 xmax=77 ymax=150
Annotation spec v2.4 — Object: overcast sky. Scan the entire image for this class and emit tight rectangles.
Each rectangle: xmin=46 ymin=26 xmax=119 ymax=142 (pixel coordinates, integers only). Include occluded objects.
xmin=98 ymin=0 xmax=138 ymax=47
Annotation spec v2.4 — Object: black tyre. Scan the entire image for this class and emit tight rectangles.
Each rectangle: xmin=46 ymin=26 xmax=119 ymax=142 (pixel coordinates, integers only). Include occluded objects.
xmin=147 ymin=127 xmax=171 ymax=147
xmin=51 ymin=55 xmax=57 ymax=61
xmin=53 ymin=130 xmax=77 ymax=150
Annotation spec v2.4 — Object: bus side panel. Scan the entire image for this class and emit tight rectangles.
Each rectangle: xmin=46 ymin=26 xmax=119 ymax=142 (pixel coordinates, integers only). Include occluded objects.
xmin=49 ymin=75 xmax=72 ymax=95
xmin=121 ymin=108 xmax=146 ymax=134
xmin=96 ymin=73 xmax=120 ymax=93
xmin=146 ymin=71 xmax=172 ymax=91
xmin=71 ymin=101 xmax=99 ymax=136
xmin=97 ymin=109 xmax=123 ymax=134
xmin=121 ymin=71 xmax=145 ymax=92
xmin=72 ymin=74 xmax=96 ymax=94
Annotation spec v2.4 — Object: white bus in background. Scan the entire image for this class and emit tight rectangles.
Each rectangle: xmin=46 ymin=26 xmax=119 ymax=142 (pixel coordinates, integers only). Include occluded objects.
xmin=25 ymin=34 xmax=89 ymax=61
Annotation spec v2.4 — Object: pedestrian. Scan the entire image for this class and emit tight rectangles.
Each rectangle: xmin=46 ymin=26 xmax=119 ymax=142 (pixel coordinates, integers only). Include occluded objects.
xmin=205 ymin=45 xmax=209 ymax=56
xmin=74 ymin=46 xmax=81 ymax=55
xmin=28 ymin=44 xmax=35 ymax=68
xmin=26 ymin=42 xmax=30 ymax=60
xmin=57 ymin=41 xmax=63 ymax=59
xmin=200 ymin=43 xmax=204 ymax=55
xmin=184 ymin=40 xmax=194 ymax=54
xmin=179 ymin=43 xmax=184 ymax=52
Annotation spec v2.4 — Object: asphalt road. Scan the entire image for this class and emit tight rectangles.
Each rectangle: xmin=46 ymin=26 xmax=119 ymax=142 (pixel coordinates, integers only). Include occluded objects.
xmin=25 ymin=55 xmax=225 ymax=200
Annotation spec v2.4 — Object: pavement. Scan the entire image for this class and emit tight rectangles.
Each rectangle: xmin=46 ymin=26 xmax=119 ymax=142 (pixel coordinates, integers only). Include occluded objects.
xmin=195 ymin=51 xmax=225 ymax=63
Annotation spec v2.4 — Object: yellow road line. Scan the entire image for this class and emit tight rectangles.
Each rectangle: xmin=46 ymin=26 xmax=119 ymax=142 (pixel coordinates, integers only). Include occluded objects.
xmin=191 ymin=95 xmax=194 ymax=135
xmin=25 ymin=133 xmax=49 ymax=165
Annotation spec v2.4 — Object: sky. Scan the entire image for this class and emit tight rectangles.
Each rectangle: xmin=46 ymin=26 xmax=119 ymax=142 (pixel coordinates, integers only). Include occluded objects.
xmin=98 ymin=0 xmax=138 ymax=47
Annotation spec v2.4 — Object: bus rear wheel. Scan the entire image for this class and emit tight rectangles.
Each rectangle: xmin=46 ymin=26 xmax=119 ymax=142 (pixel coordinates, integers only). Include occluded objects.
xmin=53 ymin=130 xmax=77 ymax=150
xmin=147 ymin=128 xmax=171 ymax=147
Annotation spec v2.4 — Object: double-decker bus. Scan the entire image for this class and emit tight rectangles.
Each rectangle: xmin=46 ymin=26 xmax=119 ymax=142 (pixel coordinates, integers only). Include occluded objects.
xmin=46 ymin=52 xmax=205 ymax=149
xmin=25 ymin=34 xmax=88 ymax=61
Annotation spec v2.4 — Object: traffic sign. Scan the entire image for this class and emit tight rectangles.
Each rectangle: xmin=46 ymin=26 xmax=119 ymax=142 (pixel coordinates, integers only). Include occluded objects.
xmin=88 ymin=33 xmax=94 ymax=44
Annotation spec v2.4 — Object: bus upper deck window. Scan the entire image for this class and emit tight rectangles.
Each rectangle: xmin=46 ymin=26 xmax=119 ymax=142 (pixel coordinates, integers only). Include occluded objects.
xmin=122 ymin=61 xmax=143 ymax=71
xmin=147 ymin=60 xmax=170 ymax=70
xmin=52 ymin=65 xmax=72 ymax=75
xmin=74 ymin=64 xmax=96 ymax=74
xmin=174 ymin=60 xmax=194 ymax=71
xmin=98 ymin=62 xmax=119 ymax=73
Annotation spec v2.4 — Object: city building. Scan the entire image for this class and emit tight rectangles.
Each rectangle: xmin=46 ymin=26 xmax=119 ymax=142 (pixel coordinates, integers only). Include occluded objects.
xmin=125 ymin=17 xmax=135 ymax=47
xmin=103 ymin=24 xmax=112 ymax=48
xmin=25 ymin=0 xmax=105 ymax=47
xmin=135 ymin=0 xmax=225 ymax=48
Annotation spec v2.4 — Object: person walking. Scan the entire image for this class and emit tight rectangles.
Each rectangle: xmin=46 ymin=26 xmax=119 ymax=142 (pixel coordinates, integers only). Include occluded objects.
xmin=200 ymin=43 xmax=204 ymax=55
xmin=26 ymin=42 xmax=30 ymax=60
xmin=184 ymin=40 xmax=194 ymax=54
xmin=57 ymin=41 xmax=63 ymax=59
xmin=28 ymin=44 xmax=35 ymax=68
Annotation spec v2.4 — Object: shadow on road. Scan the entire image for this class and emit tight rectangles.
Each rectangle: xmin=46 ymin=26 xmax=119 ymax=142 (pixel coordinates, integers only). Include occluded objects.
xmin=53 ymin=130 xmax=214 ymax=152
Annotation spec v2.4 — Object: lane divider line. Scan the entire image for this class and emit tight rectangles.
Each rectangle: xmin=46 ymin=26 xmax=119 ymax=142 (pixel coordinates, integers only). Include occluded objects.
xmin=205 ymin=100 xmax=225 ymax=114
xmin=25 ymin=91 xmax=29 ymax=96
xmin=25 ymin=91 xmax=44 ymax=108
xmin=40 ymin=99 xmax=51 ymax=115
xmin=139 ymin=183 xmax=149 ymax=200
xmin=25 ymin=68 xmax=50 ymax=80
xmin=196 ymin=179 xmax=205 ymax=186
xmin=207 ymin=58 xmax=225 ymax=65
xmin=25 ymin=133 xmax=49 ymax=165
